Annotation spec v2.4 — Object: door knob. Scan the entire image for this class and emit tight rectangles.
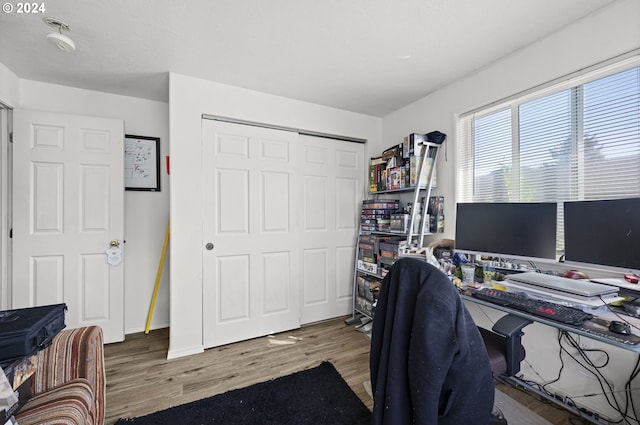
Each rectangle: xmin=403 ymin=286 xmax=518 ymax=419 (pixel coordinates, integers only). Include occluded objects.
xmin=106 ymin=240 xmax=123 ymax=265
xmin=205 ymin=243 xmax=214 ymax=250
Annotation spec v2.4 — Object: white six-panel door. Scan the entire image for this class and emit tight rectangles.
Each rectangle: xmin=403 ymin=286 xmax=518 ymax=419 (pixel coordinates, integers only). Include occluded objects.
xmin=12 ymin=110 xmax=125 ymax=343
xmin=299 ymin=135 xmax=363 ymax=324
xmin=202 ymin=121 xmax=301 ymax=348
xmin=202 ymin=120 xmax=364 ymax=348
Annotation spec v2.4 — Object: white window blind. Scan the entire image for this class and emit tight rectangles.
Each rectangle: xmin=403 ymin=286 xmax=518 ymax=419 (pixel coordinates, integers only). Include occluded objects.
xmin=457 ymin=60 xmax=640 ymax=252
xmin=457 ymin=61 xmax=640 ymax=202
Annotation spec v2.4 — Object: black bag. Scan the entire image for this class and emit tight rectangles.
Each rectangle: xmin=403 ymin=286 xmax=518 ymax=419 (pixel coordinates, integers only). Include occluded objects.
xmin=426 ymin=130 xmax=447 ymax=145
xmin=0 ymin=304 xmax=67 ymax=366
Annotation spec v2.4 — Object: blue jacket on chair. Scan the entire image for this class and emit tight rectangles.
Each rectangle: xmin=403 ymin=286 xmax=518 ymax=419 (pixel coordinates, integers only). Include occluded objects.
xmin=370 ymin=257 xmax=495 ymax=425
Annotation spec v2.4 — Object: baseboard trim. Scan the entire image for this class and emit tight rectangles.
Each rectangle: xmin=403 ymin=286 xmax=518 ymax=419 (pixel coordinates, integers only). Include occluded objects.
xmin=167 ymin=345 xmax=205 ymax=360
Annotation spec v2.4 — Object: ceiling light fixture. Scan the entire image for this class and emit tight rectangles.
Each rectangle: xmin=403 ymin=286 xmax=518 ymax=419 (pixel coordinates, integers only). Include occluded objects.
xmin=43 ymin=17 xmax=75 ymax=52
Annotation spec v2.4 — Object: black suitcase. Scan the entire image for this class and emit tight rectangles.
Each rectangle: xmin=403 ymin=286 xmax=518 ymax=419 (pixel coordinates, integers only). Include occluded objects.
xmin=0 ymin=304 xmax=67 ymax=366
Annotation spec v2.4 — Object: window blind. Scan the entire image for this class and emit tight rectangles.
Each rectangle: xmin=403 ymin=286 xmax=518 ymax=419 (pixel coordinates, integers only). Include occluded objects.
xmin=456 ymin=60 xmax=640 ymax=253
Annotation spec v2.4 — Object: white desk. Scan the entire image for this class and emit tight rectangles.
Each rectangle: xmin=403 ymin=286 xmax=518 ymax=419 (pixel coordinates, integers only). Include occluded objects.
xmin=461 ymin=292 xmax=640 ymax=353
xmin=463 ymin=291 xmax=640 ymax=425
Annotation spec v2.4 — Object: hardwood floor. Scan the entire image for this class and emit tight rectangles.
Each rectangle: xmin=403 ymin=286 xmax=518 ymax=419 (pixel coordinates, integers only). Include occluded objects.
xmin=104 ymin=317 xmax=583 ymax=424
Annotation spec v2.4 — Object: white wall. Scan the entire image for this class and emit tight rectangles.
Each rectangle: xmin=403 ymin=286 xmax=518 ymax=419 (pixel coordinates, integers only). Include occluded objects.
xmin=380 ymin=0 xmax=640 ymax=419
xmin=17 ymin=80 xmax=171 ymax=334
xmin=168 ymin=72 xmax=382 ymax=358
xmin=0 ymin=62 xmax=19 ymax=108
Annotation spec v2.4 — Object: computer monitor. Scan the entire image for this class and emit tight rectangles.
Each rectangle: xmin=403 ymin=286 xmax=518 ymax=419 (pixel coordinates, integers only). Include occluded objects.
xmin=564 ymin=198 xmax=640 ymax=272
xmin=455 ymin=202 xmax=558 ymax=261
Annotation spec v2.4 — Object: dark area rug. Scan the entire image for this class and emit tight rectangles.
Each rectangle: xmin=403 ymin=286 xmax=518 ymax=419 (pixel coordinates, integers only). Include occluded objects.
xmin=116 ymin=361 xmax=372 ymax=425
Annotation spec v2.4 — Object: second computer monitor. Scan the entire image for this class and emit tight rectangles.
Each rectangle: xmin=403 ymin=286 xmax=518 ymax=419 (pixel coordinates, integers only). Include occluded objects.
xmin=564 ymin=197 xmax=640 ymax=272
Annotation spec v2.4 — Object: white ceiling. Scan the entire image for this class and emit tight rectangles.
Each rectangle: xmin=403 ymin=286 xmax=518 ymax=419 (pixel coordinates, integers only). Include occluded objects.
xmin=0 ymin=0 xmax=615 ymax=117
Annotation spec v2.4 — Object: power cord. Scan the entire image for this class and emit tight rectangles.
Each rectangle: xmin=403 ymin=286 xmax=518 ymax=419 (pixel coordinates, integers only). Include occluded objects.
xmin=517 ymin=328 xmax=637 ymax=424
xmin=559 ymin=330 xmax=639 ymax=424
xmin=505 ymin=329 xmax=612 ymax=424
xmin=598 ymin=295 xmax=640 ymax=333
xmin=625 ymin=355 xmax=640 ymax=423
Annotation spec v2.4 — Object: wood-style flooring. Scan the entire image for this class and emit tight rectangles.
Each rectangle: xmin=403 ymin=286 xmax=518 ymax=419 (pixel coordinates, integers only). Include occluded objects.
xmin=104 ymin=317 xmax=585 ymax=425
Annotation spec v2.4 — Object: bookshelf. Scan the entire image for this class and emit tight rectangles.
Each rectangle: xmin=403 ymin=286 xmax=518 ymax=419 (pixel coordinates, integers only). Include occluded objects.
xmin=349 ymin=133 xmax=445 ymax=326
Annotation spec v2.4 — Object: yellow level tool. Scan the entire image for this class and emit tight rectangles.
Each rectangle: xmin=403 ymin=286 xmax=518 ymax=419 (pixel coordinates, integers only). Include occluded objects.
xmin=145 ymin=220 xmax=170 ymax=334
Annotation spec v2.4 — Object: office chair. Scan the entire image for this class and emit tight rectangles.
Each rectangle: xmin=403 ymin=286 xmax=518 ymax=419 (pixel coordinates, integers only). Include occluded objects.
xmin=370 ymin=257 xmax=496 ymax=425
xmin=478 ymin=314 xmax=532 ymax=425
xmin=478 ymin=314 xmax=532 ymax=378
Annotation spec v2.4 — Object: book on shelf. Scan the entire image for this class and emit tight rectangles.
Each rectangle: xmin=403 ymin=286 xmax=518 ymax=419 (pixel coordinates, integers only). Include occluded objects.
xmin=359 ymin=197 xmax=444 ymax=234
xmin=369 ymin=153 xmax=436 ymax=192
xmin=360 ymin=199 xmax=401 ymax=233
xmin=427 ymin=196 xmax=444 ymax=233
xmin=356 ymin=276 xmax=381 ymax=317
xmin=357 ymin=260 xmax=378 ymax=275
xmin=381 ymin=144 xmax=403 ymax=165
xmin=390 ymin=212 xmax=410 ymax=233
xmin=403 ymin=133 xmax=427 ymax=158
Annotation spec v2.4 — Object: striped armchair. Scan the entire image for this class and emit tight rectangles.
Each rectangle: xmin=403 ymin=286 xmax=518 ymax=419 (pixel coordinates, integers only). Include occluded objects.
xmin=15 ymin=326 xmax=105 ymax=425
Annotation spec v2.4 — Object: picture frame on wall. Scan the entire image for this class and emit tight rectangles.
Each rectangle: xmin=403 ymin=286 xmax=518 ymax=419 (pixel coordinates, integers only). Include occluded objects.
xmin=124 ymin=134 xmax=161 ymax=191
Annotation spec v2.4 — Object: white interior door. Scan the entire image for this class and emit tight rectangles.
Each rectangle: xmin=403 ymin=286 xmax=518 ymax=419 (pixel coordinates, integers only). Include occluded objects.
xmin=299 ymin=135 xmax=364 ymax=324
xmin=12 ymin=109 xmax=125 ymax=343
xmin=202 ymin=120 xmax=301 ymax=348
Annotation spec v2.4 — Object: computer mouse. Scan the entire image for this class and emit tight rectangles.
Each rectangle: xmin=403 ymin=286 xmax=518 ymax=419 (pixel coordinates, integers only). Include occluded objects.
xmin=608 ymin=320 xmax=632 ymax=335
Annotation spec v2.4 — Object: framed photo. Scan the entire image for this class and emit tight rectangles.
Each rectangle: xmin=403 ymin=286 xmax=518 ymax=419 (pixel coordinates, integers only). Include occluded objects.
xmin=124 ymin=135 xmax=161 ymax=191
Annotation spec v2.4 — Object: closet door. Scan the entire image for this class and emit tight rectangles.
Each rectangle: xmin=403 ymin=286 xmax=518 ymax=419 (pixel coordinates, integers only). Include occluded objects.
xmin=299 ymin=135 xmax=364 ymax=324
xmin=202 ymin=120 xmax=301 ymax=348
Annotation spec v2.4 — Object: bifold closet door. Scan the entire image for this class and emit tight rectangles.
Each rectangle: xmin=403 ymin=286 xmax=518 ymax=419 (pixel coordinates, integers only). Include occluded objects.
xmin=202 ymin=120 xmax=301 ymax=348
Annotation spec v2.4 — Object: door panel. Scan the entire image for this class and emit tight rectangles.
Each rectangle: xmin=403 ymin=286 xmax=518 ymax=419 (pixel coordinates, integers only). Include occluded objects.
xmin=263 ymin=251 xmax=290 ymax=314
xmin=202 ymin=121 xmax=300 ymax=348
xmin=32 ymin=162 xmax=64 ymax=232
xmin=303 ymin=248 xmax=328 ymax=305
xmin=336 ymin=246 xmax=355 ymax=299
xmin=81 ymin=165 xmax=110 ymax=230
xmin=12 ymin=110 xmax=124 ymax=343
xmin=217 ymin=168 xmax=249 ymax=233
xmin=32 ymin=256 xmax=64 ymax=304
xmin=81 ymin=254 xmax=110 ymax=320
xmin=217 ymin=255 xmax=250 ymax=322
xmin=263 ymin=172 xmax=289 ymax=232
xmin=300 ymin=135 xmax=364 ymax=324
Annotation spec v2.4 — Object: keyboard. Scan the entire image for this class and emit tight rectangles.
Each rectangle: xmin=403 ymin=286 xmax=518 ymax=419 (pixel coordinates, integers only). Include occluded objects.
xmin=471 ymin=288 xmax=593 ymax=326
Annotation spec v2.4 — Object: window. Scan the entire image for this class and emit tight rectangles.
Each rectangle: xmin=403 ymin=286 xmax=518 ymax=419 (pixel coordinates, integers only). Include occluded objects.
xmin=457 ymin=59 xmax=640 ymax=253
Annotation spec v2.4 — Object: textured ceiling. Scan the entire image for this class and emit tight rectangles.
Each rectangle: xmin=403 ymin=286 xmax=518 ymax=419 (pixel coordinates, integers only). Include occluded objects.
xmin=0 ymin=0 xmax=615 ymax=116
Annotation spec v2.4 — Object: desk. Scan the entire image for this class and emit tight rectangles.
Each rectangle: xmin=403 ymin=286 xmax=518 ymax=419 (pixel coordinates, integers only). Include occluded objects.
xmin=463 ymin=292 xmax=640 ymax=425
xmin=462 ymin=293 xmax=640 ymax=353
